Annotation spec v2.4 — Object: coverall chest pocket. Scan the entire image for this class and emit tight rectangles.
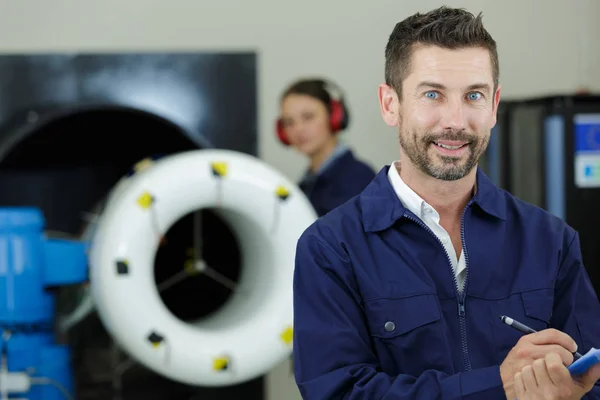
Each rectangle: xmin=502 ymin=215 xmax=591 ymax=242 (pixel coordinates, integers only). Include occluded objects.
xmin=364 ymin=294 xmax=448 ymax=376
xmin=489 ymin=288 xmax=554 ymax=364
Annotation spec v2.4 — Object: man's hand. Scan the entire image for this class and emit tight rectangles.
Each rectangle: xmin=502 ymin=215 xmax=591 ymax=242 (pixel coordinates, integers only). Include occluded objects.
xmin=514 ymin=352 xmax=600 ymax=399
xmin=500 ymin=329 xmax=578 ymax=399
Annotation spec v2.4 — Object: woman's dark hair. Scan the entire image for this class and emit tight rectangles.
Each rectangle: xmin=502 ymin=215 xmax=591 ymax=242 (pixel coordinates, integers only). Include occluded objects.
xmin=281 ymin=79 xmax=333 ymax=113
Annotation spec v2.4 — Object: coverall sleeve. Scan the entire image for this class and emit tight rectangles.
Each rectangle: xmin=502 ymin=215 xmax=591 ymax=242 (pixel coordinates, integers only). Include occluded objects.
xmin=292 ymin=232 xmax=507 ymax=400
xmin=552 ymin=231 xmax=600 ymax=398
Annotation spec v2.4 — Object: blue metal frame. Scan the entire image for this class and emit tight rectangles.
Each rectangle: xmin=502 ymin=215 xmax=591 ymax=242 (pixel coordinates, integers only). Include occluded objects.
xmin=487 ymin=125 xmax=501 ymax=186
xmin=543 ymin=115 xmax=565 ymax=220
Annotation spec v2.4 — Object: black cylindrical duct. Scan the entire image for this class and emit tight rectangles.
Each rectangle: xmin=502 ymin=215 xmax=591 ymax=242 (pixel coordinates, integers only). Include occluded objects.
xmin=0 ymin=105 xmax=260 ymax=400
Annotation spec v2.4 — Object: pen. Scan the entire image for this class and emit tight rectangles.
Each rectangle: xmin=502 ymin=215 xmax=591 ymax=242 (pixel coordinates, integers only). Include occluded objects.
xmin=499 ymin=315 xmax=583 ymax=360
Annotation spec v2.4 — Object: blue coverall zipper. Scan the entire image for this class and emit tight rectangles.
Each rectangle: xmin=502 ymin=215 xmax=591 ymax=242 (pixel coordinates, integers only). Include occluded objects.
xmin=458 ymin=200 xmax=473 ymax=371
xmin=404 ymin=200 xmax=473 ymax=372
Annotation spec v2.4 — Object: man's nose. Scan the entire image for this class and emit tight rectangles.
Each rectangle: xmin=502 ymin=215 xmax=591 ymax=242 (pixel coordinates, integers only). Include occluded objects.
xmin=440 ymin=100 xmax=467 ymax=131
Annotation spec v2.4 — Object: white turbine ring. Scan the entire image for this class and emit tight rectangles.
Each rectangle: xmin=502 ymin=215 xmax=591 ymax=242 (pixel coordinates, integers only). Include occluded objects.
xmin=88 ymin=149 xmax=317 ymax=386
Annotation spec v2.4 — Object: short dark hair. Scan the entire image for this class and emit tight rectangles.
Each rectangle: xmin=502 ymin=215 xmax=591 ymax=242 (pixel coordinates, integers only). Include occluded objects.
xmin=385 ymin=6 xmax=499 ymax=99
xmin=280 ymin=79 xmax=333 ymax=113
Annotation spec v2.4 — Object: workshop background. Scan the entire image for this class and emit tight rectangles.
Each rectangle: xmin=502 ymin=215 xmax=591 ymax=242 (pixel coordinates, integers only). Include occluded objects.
xmin=0 ymin=0 xmax=598 ymax=399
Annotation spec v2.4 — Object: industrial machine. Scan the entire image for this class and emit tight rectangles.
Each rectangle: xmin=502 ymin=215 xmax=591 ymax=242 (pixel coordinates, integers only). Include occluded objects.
xmin=0 ymin=150 xmax=317 ymax=399
xmin=486 ymin=94 xmax=600 ymax=294
xmin=0 ymin=51 xmax=318 ymax=400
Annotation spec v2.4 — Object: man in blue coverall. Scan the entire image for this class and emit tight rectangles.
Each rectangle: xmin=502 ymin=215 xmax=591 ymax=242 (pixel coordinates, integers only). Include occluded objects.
xmin=292 ymin=6 xmax=600 ymax=400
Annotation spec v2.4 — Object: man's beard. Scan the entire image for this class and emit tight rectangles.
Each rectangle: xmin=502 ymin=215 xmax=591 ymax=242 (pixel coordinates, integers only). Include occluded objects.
xmin=398 ymin=128 xmax=488 ymax=181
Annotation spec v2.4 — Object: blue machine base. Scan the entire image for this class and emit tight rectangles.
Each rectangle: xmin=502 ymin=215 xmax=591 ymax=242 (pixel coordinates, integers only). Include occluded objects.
xmin=0 ymin=207 xmax=87 ymax=399
xmin=4 ymin=332 xmax=74 ymax=399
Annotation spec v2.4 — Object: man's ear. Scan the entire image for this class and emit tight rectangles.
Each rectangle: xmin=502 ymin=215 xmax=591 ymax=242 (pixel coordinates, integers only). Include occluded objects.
xmin=378 ymin=83 xmax=400 ymax=127
xmin=491 ymin=83 xmax=502 ymax=128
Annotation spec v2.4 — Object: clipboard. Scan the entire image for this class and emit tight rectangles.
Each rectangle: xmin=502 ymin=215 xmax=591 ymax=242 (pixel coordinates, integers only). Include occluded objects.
xmin=568 ymin=347 xmax=600 ymax=376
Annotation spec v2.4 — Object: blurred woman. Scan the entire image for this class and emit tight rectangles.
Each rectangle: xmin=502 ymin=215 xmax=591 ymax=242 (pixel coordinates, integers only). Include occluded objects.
xmin=276 ymin=78 xmax=375 ymax=217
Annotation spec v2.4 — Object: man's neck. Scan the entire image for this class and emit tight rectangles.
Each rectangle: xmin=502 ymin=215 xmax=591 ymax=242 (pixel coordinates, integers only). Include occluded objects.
xmin=397 ymin=161 xmax=476 ymax=220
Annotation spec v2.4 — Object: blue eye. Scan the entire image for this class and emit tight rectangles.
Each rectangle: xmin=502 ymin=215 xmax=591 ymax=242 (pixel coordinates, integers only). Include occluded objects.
xmin=468 ymin=92 xmax=482 ymax=101
xmin=425 ymin=91 xmax=438 ymax=99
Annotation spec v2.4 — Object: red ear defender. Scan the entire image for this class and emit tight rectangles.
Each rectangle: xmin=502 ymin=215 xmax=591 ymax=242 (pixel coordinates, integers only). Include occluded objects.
xmin=325 ymin=80 xmax=349 ymax=133
xmin=276 ymin=118 xmax=291 ymax=146
xmin=329 ymin=100 xmax=344 ymax=132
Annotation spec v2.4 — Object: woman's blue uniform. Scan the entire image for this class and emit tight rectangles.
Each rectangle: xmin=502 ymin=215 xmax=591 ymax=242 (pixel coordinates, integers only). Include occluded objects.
xmin=298 ymin=144 xmax=375 ymax=217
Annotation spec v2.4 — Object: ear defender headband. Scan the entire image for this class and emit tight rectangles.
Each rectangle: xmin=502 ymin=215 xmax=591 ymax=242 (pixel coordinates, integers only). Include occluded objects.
xmin=276 ymin=79 xmax=350 ymax=146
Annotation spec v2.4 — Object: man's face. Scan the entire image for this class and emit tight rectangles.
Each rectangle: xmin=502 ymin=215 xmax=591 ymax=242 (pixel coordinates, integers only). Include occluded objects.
xmin=394 ymin=45 xmax=500 ymax=181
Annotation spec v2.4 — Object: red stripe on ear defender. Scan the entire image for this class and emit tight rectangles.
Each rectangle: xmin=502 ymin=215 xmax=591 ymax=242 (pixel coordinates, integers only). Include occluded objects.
xmin=329 ymin=100 xmax=344 ymax=132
